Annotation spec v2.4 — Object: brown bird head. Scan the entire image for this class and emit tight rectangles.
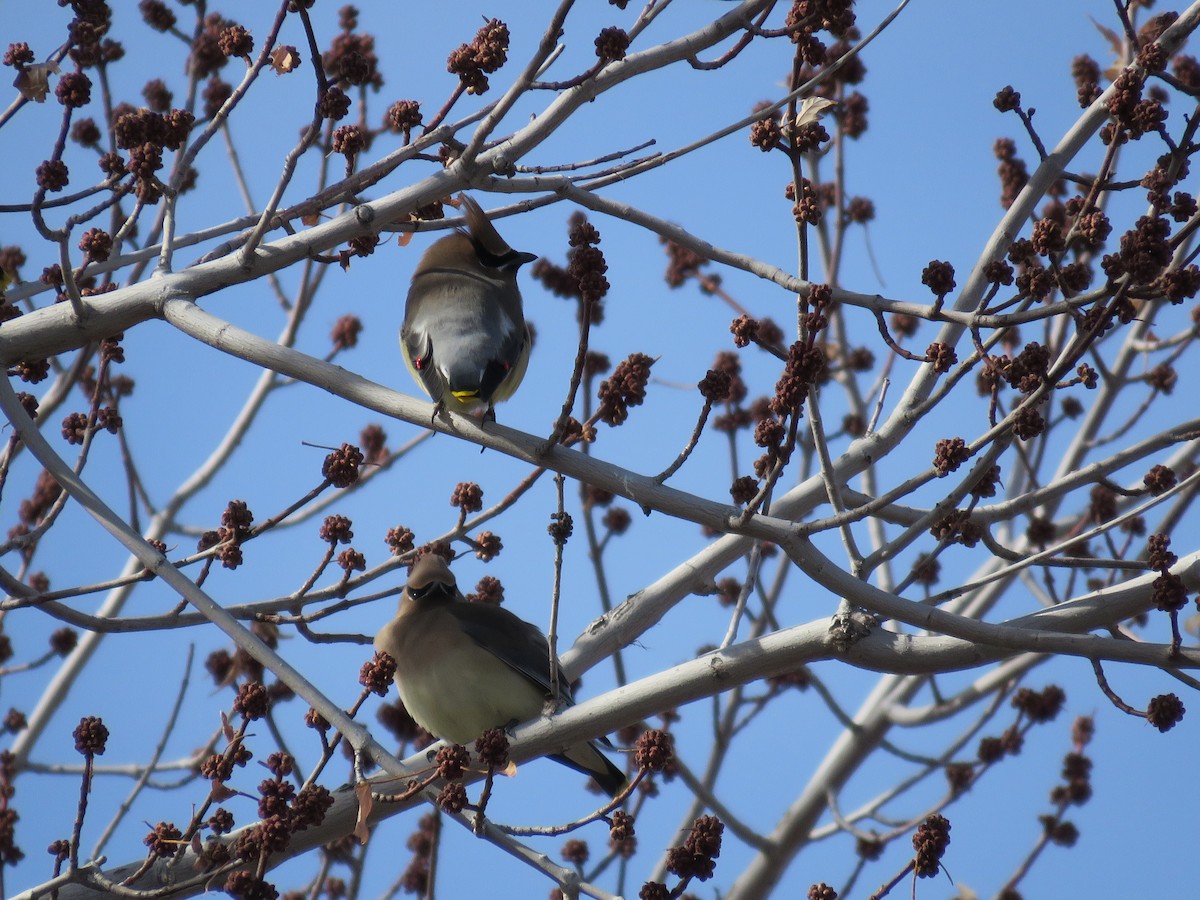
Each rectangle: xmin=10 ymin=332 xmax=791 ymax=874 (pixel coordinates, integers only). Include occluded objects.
xmin=407 ymin=196 xmax=536 ymax=287
xmin=404 ymin=553 xmax=458 ymax=604
xmin=459 ymin=194 xmax=537 ymax=274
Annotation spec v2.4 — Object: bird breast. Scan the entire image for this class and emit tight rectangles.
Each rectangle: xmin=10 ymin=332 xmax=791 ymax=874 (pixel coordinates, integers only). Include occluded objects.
xmin=388 ymin=606 xmax=544 ymax=745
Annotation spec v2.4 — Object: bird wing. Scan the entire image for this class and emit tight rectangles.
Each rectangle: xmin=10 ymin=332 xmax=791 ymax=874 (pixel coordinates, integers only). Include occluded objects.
xmin=443 ymin=599 xmax=626 ymax=795
xmin=479 ymin=321 xmax=531 ymax=403
xmin=399 ymin=317 xmax=443 ymax=402
xmin=442 ymin=601 xmax=576 ymax=706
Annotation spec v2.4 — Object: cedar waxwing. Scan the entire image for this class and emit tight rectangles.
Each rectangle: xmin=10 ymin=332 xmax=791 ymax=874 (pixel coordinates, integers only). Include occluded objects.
xmin=375 ymin=554 xmax=627 ymax=797
xmin=400 ymin=195 xmax=536 ymax=419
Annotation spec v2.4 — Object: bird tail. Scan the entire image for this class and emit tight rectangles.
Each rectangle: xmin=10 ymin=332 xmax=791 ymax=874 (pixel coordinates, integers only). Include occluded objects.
xmin=552 ymin=741 xmax=627 ymax=798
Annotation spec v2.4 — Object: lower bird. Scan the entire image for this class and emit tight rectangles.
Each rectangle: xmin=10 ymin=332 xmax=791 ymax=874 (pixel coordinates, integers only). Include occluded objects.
xmin=374 ymin=553 xmax=627 ymax=797
xmin=400 ymin=195 xmax=535 ymax=420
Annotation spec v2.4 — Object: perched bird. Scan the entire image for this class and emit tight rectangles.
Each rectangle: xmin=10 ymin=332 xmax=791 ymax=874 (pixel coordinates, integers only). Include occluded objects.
xmin=400 ymin=195 xmax=536 ymax=420
xmin=375 ymin=554 xmax=627 ymax=797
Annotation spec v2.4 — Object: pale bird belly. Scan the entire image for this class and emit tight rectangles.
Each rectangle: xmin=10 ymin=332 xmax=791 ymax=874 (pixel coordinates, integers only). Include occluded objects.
xmin=398 ymin=642 xmax=543 ymax=745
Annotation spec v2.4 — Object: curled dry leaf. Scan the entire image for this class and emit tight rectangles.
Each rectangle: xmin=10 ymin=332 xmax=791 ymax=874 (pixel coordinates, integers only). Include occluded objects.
xmin=789 ymin=96 xmax=836 ymax=129
xmin=189 ymin=833 xmax=204 ymax=870
xmin=270 ymin=45 xmax=301 ymax=75
xmin=354 ymin=781 xmax=373 ymax=844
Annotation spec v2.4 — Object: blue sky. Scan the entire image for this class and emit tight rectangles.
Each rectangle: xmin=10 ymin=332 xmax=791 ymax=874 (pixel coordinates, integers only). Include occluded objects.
xmin=2 ymin=2 xmax=1196 ymax=898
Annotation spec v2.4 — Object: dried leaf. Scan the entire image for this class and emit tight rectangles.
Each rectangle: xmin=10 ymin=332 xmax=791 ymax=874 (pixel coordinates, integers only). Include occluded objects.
xmin=190 ymin=833 xmax=207 ymax=871
xmin=270 ymin=45 xmax=301 ymax=75
xmin=1090 ymin=16 xmax=1125 ymax=61
xmin=1183 ymin=609 xmax=1200 ymax=639
xmin=353 ymin=781 xmax=373 ymax=844
xmin=793 ymin=96 xmax=836 ymax=128
xmin=13 ymin=62 xmax=59 ymax=102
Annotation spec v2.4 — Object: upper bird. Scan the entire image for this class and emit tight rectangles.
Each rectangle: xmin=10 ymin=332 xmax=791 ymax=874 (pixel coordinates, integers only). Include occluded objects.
xmin=400 ymin=195 xmax=536 ymax=420
xmin=374 ymin=554 xmax=627 ymax=797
